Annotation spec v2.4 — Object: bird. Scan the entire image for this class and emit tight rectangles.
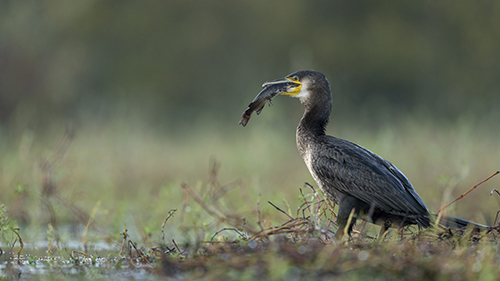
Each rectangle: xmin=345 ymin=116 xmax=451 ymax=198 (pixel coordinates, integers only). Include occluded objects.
xmin=240 ymin=70 xmax=488 ymax=239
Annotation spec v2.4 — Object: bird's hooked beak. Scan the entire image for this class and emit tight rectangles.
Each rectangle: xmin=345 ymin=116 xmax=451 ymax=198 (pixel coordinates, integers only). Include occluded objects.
xmin=262 ymin=75 xmax=302 ymax=96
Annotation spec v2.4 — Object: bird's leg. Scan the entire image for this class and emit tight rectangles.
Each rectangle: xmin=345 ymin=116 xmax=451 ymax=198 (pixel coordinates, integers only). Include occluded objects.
xmin=378 ymin=221 xmax=391 ymax=240
xmin=335 ymin=195 xmax=359 ymax=239
xmin=335 ymin=209 xmax=357 ymax=239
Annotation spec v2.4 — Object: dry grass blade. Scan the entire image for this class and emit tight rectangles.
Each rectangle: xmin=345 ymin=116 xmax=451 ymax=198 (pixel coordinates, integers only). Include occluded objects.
xmin=181 ymin=182 xmax=226 ymax=222
xmin=82 ymin=200 xmax=101 ymax=252
xmin=181 ymin=182 xmax=258 ymax=236
xmin=256 ymin=193 xmax=267 ymax=239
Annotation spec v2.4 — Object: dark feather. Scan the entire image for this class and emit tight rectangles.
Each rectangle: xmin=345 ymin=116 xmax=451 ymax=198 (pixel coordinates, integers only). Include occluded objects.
xmin=312 ymin=136 xmax=429 ymax=223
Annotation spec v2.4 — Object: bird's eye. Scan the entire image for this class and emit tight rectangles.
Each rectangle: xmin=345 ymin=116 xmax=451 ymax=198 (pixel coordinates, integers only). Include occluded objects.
xmin=292 ymin=76 xmax=299 ymax=81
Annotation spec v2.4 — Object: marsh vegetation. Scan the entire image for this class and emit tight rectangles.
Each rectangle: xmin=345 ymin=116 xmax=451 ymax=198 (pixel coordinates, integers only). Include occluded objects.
xmin=1 ymin=1 xmax=500 ymax=280
xmin=1 ymin=116 xmax=499 ymax=280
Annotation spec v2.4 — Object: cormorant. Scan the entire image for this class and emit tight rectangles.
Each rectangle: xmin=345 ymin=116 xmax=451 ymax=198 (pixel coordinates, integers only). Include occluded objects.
xmin=240 ymin=70 xmax=488 ymax=239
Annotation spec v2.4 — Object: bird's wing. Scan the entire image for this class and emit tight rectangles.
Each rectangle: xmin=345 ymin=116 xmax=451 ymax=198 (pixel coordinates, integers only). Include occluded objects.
xmin=312 ymin=136 xmax=428 ymax=216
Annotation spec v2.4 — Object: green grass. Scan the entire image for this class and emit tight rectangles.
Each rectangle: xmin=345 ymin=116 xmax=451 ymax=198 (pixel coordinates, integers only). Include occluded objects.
xmin=0 ymin=113 xmax=499 ymax=280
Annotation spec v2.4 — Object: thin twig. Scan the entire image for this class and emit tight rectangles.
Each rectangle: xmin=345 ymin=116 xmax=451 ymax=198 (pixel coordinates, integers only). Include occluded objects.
xmin=268 ymin=201 xmax=293 ymax=220
xmin=202 ymin=240 xmax=240 ymax=244
xmin=493 ymin=210 xmax=500 ymax=227
xmin=256 ymin=193 xmax=267 ymax=239
xmin=305 ymin=183 xmax=323 ymax=227
xmin=119 ymin=225 xmax=127 ymax=257
xmin=172 ymin=239 xmax=184 ymax=256
xmin=299 ymin=188 xmax=313 ymax=219
xmin=181 ymin=183 xmax=226 ymax=222
xmin=327 ymin=210 xmax=336 ymax=230
xmin=315 ymin=184 xmax=338 ymax=220
xmin=250 ymin=220 xmax=310 ymax=239
xmin=305 ymin=182 xmax=323 ymax=204
xmin=210 ymin=228 xmax=244 ymax=242
xmin=437 ymin=171 xmax=500 ymax=214
xmin=128 ymin=240 xmax=150 ymax=263
xmin=264 ymin=221 xmax=310 ymax=236
xmin=316 ymin=201 xmax=328 ymax=219
xmin=72 ymin=250 xmax=91 ymax=259
xmin=161 ymin=209 xmax=177 ymax=245
xmin=10 ymin=228 xmax=23 ymax=264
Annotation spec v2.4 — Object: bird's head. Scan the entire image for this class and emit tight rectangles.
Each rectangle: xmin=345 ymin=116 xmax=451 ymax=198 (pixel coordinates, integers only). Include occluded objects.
xmin=262 ymin=70 xmax=329 ymax=103
xmin=239 ymin=70 xmax=331 ymax=126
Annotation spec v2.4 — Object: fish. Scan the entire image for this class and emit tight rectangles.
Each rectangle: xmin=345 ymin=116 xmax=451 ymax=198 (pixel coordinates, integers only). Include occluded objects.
xmin=238 ymin=82 xmax=295 ymax=127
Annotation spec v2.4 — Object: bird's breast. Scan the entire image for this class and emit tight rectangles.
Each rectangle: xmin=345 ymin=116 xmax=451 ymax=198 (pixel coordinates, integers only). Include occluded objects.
xmin=301 ymin=147 xmax=338 ymax=203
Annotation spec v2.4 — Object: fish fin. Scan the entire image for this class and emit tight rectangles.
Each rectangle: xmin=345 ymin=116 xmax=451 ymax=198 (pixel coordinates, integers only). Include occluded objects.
xmin=256 ymin=104 xmax=265 ymax=115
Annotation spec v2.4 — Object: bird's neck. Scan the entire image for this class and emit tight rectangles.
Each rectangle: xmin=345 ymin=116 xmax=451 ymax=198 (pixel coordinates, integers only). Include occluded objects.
xmin=296 ymin=102 xmax=331 ymax=157
xmin=297 ymin=107 xmax=329 ymax=136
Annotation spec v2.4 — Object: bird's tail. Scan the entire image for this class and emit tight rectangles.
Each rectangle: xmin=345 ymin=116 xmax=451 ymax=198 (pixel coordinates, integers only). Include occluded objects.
xmin=430 ymin=212 xmax=489 ymax=232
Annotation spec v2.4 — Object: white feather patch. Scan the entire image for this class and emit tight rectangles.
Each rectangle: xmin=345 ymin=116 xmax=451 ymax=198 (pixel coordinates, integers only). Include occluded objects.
xmin=294 ymin=80 xmax=310 ymax=99
xmin=303 ymin=148 xmax=322 ymax=189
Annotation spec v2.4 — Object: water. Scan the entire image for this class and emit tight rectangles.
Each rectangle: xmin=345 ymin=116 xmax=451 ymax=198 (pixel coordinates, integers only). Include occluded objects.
xmin=0 ymin=240 xmax=165 ymax=280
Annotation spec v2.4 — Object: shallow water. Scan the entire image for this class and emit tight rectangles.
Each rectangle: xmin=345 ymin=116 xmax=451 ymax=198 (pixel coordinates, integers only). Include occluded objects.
xmin=0 ymin=241 xmax=164 ymax=280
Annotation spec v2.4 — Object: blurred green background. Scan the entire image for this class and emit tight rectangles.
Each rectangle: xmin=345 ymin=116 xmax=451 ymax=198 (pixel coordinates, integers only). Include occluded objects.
xmin=1 ymin=1 xmax=499 ymax=244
